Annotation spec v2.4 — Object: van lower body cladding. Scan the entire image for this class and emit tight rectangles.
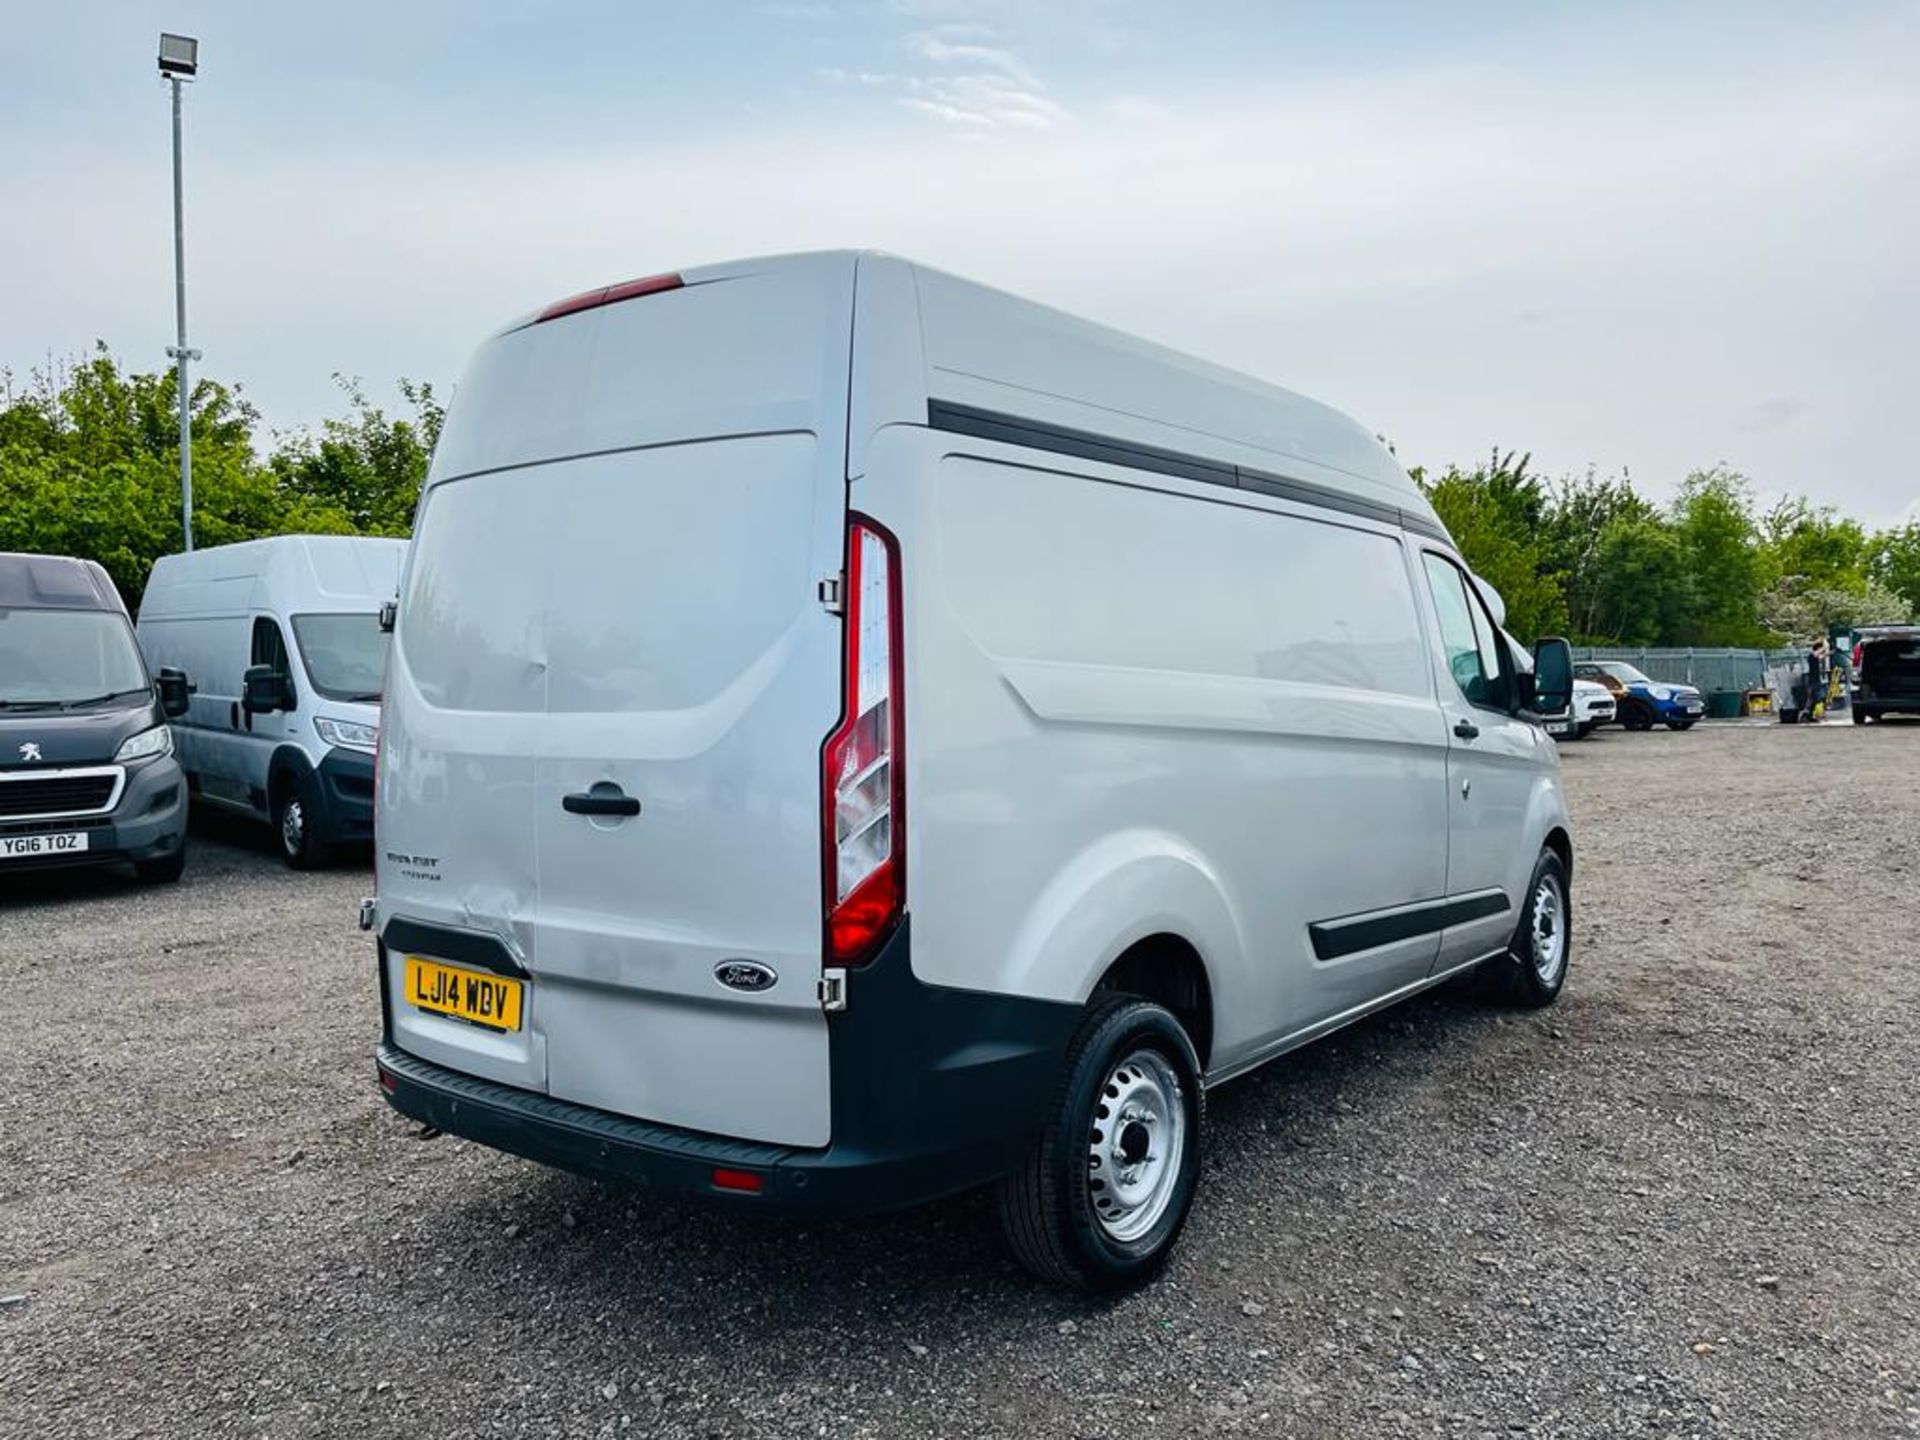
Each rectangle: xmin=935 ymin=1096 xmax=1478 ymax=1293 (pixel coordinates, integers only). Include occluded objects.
xmin=375 ymin=917 xmax=1084 ymax=1215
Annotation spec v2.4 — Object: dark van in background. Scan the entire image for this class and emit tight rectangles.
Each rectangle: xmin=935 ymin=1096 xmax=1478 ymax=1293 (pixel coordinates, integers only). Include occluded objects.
xmin=1852 ymin=625 xmax=1920 ymax=724
xmin=0 ymin=553 xmax=193 ymax=882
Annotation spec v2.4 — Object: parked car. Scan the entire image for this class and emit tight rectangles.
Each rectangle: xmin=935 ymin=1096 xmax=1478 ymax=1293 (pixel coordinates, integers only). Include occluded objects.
xmin=0 ymin=551 xmax=191 ymax=881
xmin=369 ymin=251 xmax=1577 ymax=1290
xmin=1573 ymin=661 xmax=1703 ymax=730
xmin=1547 ymin=678 xmax=1617 ymax=740
xmin=136 ymin=535 xmax=404 ymax=867
xmin=1852 ymin=625 xmax=1920 ymax=723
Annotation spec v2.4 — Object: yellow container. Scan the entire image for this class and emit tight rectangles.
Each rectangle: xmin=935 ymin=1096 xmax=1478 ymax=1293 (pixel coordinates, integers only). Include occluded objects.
xmin=1746 ymin=689 xmax=1773 ymax=716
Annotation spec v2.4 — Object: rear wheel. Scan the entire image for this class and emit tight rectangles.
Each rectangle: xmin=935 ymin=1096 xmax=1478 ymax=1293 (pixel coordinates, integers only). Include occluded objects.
xmin=997 ymin=996 xmax=1204 ymax=1290
xmin=1482 ymin=848 xmax=1570 ymax=1008
xmin=275 ymin=772 xmax=327 ymax=870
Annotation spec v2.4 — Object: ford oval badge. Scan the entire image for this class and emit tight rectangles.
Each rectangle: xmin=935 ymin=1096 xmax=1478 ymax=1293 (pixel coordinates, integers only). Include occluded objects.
xmin=714 ymin=960 xmax=778 ymax=994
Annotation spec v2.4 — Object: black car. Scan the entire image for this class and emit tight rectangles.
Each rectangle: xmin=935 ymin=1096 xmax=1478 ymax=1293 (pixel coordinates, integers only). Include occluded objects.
xmin=1853 ymin=625 xmax=1920 ymax=723
xmin=0 ymin=552 xmax=193 ymax=881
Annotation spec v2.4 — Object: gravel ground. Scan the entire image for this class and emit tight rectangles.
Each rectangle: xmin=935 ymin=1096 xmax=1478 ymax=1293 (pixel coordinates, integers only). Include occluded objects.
xmin=2 ymin=722 xmax=1917 ymax=1439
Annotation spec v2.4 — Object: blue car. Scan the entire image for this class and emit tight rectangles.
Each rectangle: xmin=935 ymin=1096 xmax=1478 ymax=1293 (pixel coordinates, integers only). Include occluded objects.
xmin=1574 ymin=661 xmax=1705 ymax=731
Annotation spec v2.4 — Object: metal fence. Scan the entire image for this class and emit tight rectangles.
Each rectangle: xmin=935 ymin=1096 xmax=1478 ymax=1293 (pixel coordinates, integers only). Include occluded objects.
xmin=1572 ymin=647 xmax=1804 ymax=694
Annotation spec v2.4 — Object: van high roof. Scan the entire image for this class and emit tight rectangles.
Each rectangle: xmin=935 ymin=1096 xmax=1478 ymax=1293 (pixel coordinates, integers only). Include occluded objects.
xmin=446 ymin=251 xmax=1439 ymax=534
xmin=0 ymin=552 xmax=125 ymax=613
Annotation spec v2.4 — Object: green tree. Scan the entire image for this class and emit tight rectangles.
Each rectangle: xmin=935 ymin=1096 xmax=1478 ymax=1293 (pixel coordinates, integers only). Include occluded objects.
xmin=1668 ymin=467 xmax=1766 ymax=645
xmin=271 ymin=376 xmax=442 ymax=534
xmin=0 ymin=346 xmax=357 ymax=607
xmin=1869 ymin=523 xmax=1920 ymax=615
xmin=1413 ymin=450 xmax=1568 ymax=641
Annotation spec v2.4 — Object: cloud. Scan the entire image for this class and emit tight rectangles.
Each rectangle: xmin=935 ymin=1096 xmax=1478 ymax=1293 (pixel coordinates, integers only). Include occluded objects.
xmin=898 ymin=73 xmax=1066 ymax=130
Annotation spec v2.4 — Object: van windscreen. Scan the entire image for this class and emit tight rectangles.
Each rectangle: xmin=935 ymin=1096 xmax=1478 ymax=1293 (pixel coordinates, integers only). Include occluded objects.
xmin=292 ymin=613 xmax=388 ymax=702
xmin=0 ymin=609 xmax=150 ymax=707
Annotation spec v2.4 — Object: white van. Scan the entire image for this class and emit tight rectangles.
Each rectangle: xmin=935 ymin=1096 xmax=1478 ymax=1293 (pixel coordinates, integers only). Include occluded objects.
xmin=138 ymin=535 xmax=405 ymax=867
xmin=370 ymin=252 xmax=1575 ymax=1288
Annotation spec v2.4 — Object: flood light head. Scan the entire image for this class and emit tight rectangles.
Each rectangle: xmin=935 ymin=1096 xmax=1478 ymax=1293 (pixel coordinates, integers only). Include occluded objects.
xmin=158 ymin=33 xmax=199 ymax=78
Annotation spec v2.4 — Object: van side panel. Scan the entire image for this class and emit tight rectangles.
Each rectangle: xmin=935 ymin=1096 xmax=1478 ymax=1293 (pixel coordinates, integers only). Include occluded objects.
xmin=872 ymin=432 xmax=1449 ymax=1073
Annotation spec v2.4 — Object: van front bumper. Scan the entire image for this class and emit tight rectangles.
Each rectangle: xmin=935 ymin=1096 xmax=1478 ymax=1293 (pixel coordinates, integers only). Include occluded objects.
xmin=0 ymin=756 xmax=186 ymax=874
xmin=314 ymin=748 xmax=376 ymax=844
xmin=375 ymin=918 xmax=1082 ymax=1216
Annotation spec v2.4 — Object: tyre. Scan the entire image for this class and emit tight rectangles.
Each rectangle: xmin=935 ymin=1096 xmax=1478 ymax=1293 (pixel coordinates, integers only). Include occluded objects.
xmin=1665 ymin=716 xmax=1696 ymax=731
xmin=1853 ymin=709 xmax=1868 ymax=725
xmin=274 ymin=771 xmax=328 ymax=870
xmin=1575 ymin=723 xmax=1594 ymax=740
xmin=1481 ymin=848 xmax=1570 ymax=1009
xmin=1620 ymin=701 xmax=1654 ymax=731
xmin=997 ymin=996 xmax=1205 ymax=1291
xmin=134 ymin=849 xmax=186 ymax=884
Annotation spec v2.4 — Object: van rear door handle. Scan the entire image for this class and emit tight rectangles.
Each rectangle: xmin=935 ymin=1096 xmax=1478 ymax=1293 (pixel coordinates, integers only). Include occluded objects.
xmin=562 ymin=787 xmax=641 ymax=818
xmin=1453 ymin=718 xmax=1481 ymax=740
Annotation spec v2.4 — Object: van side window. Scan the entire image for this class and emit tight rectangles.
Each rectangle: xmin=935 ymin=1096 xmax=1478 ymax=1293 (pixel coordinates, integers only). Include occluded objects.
xmin=251 ymin=617 xmax=290 ymax=677
xmin=1422 ymin=555 xmax=1508 ymax=710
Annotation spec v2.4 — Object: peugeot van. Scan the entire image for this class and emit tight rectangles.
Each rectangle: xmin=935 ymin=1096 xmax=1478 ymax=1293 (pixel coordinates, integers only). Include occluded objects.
xmin=370 ymin=252 xmax=1576 ymax=1288
xmin=137 ymin=536 xmax=404 ymax=867
xmin=0 ymin=552 xmax=191 ymax=881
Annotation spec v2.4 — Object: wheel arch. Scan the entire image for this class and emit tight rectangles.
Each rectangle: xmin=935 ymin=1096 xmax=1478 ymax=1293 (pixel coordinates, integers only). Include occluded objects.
xmin=1543 ymin=824 xmax=1574 ymax=887
xmin=989 ymin=829 xmax=1245 ymax=1074
xmin=266 ymin=745 xmax=315 ymax=811
xmin=1094 ymin=934 xmax=1215 ymax=1071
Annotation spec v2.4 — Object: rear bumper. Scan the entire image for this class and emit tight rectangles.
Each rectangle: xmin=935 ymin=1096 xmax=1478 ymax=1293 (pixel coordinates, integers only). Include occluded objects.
xmin=1855 ymin=693 xmax=1920 ymax=718
xmin=0 ymin=756 xmax=186 ymax=874
xmin=375 ymin=917 xmax=1081 ymax=1215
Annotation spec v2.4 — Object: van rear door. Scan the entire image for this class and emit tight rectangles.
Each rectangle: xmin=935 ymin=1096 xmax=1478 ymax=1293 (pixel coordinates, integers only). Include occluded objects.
xmin=382 ymin=255 xmax=855 ymax=1148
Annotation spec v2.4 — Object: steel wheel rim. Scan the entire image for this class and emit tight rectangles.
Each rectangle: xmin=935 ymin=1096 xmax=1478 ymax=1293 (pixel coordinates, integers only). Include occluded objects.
xmin=1087 ymin=1048 xmax=1186 ymax=1243
xmin=1530 ymin=872 xmax=1567 ymax=986
xmin=281 ymin=797 xmax=305 ymax=856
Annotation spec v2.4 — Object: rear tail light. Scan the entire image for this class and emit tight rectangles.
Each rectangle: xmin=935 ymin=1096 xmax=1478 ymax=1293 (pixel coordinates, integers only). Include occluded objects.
xmin=535 ymin=272 xmax=683 ymax=324
xmin=822 ymin=515 xmax=905 ymax=967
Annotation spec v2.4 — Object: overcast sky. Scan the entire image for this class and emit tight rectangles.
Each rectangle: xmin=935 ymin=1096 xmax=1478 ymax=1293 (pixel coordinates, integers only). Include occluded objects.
xmin=4 ymin=1 xmax=1915 ymax=524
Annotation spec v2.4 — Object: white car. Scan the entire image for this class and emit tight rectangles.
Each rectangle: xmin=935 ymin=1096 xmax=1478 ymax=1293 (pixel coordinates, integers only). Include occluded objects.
xmin=1547 ymin=678 xmax=1617 ymax=740
xmin=369 ymin=251 xmax=1577 ymax=1289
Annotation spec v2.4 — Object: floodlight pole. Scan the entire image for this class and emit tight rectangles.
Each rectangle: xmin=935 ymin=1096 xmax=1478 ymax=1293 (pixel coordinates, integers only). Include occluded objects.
xmin=165 ymin=70 xmax=200 ymax=552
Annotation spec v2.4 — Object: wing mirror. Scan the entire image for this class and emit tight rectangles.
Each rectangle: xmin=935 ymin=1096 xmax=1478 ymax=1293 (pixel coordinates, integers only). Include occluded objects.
xmin=242 ymin=665 xmax=295 ymax=714
xmin=1527 ymin=637 xmax=1574 ymax=718
xmin=156 ymin=666 xmax=193 ymax=719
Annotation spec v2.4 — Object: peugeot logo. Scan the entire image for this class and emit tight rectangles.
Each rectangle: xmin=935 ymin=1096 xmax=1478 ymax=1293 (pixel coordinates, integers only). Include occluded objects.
xmin=713 ymin=960 xmax=778 ymax=994
xmin=18 ymin=742 xmax=41 ymax=763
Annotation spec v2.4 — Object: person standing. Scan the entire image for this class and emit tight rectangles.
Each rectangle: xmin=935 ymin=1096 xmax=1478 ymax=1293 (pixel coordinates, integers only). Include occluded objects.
xmin=1806 ymin=638 xmax=1829 ymax=722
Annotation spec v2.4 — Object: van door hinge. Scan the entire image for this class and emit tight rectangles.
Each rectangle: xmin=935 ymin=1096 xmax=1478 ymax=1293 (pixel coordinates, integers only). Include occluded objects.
xmin=818 ymin=573 xmax=845 ymax=615
xmin=818 ymin=968 xmax=848 ymax=1012
xmin=358 ymin=897 xmax=376 ymax=933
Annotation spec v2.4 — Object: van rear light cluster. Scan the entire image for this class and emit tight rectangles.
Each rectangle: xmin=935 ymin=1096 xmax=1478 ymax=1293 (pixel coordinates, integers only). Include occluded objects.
xmin=822 ymin=515 xmax=905 ymax=967
xmin=535 ymin=272 xmax=683 ymax=324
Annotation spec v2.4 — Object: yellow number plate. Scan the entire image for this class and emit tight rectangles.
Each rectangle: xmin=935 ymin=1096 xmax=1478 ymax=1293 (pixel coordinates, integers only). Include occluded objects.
xmin=404 ymin=956 xmax=524 ymax=1033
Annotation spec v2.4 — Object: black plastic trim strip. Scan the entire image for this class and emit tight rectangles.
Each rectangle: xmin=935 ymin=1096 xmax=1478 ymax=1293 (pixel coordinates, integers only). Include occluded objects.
xmin=380 ymin=917 xmax=529 ymax=979
xmin=1308 ymin=889 xmax=1510 ymax=962
xmin=926 ymin=399 xmax=1448 ymax=541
